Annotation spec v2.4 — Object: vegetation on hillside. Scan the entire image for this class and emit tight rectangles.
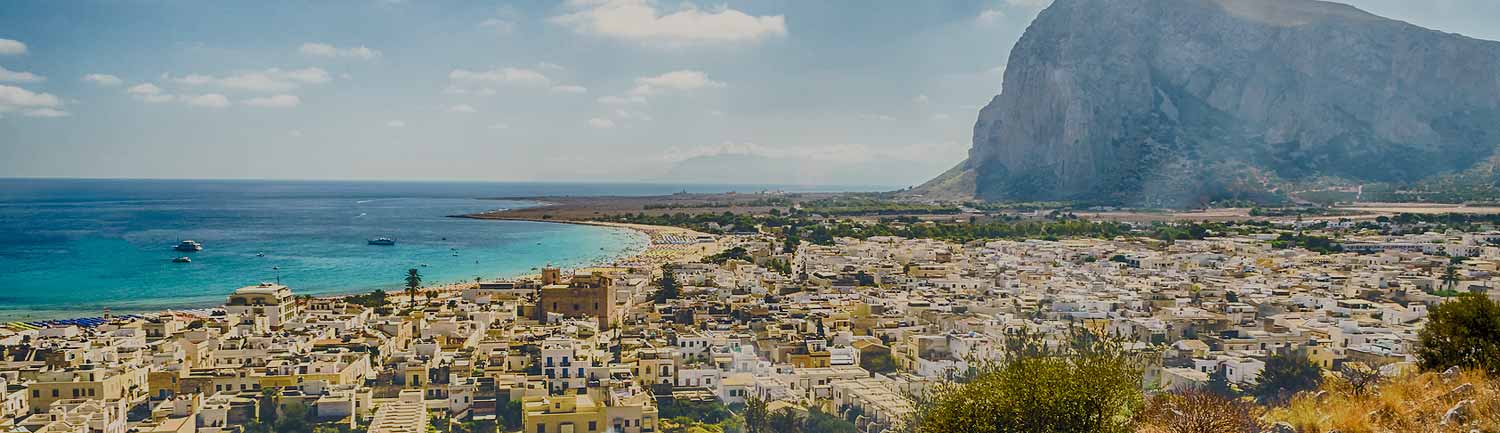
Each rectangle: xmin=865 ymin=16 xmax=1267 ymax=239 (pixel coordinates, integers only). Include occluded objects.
xmin=904 ymin=330 xmax=1144 ymax=433
xmin=1418 ymin=294 xmax=1500 ymax=375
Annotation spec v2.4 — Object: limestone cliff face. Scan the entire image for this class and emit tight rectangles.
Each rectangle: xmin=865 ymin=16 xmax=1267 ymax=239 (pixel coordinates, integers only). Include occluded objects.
xmin=918 ymin=0 xmax=1500 ymax=206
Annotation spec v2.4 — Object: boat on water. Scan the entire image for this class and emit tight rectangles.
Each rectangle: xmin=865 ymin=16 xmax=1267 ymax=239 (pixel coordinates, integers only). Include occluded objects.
xmin=367 ymin=238 xmax=396 ymax=246
xmin=174 ymin=240 xmax=203 ymax=252
xmin=172 ymin=256 xmax=191 ymax=263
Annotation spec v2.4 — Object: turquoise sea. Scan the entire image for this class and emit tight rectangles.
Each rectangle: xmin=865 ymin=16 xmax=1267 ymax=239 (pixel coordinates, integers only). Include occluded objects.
xmin=0 ymin=179 xmax=886 ymax=321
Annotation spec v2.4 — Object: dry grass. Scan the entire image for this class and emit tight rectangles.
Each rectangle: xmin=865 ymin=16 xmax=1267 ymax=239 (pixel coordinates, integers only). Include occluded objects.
xmin=1265 ymin=368 xmax=1500 ymax=433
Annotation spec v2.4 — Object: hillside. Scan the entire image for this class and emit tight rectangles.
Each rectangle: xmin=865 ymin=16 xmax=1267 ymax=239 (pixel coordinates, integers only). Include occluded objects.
xmin=914 ymin=0 xmax=1500 ymax=207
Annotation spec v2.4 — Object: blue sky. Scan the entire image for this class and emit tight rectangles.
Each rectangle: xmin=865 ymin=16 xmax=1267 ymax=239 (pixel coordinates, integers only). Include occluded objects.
xmin=2 ymin=0 xmax=1497 ymax=186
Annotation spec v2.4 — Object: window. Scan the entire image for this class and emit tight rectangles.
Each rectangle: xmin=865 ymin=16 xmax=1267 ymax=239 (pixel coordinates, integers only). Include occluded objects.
xmin=52 ymin=389 xmax=59 ymax=398
xmin=537 ymin=425 xmax=546 ymax=433
xmin=589 ymin=421 xmax=597 ymax=431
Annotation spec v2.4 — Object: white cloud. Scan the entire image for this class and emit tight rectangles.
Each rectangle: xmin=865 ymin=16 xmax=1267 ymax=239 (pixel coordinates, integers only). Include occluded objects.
xmin=587 ymin=117 xmax=615 ymax=128
xmin=0 ymin=66 xmax=43 ymax=83
xmin=127 ymin=83 xmax=162 ymax=95
xmin=82 ymin=73 xmax=122 ymax=86
xmin=932 ymin=113 xmax=951 ymax=120
xmin=0 ymin=84 xmax=66 ymax=118
xmin=244 ymin=94 xmax=301 ymax=108
xmin=489 ymin=122 xmax=510 ymax=129
xmin=551 ymin=85 xmax=588 ymax=94
xmin=448 ymin=67 xmax=550 ymax=94
xmin=289 ymin=130 xmax=303 ymax=137
xmin=24 ymin=108 xmax=69 ymax=118
xmin=856 ymin=113 xmax=896 ymax=121
xmin=915 ymin=93 xmax=930 ymax=105
xmin=0 ymin=39 xmax=25 ymax=55
xmin=536 ymin=62 xmax=565 ymax=71
xmin=977 ymin=9 xmax=1004 ymax=24
xmin=387 ymin=120 xmax=405 ymax=127
xmin=183 ymin=93 xmax=231 ymax=108
xmin=127 ymin=83 xmax=175 ymax=103
xmin=0 ymin=83 xmax=60 ymax=106
xmin=550 ymin=0 xmax=786 ymax=47
xmin=299 ymin=42 xmax=382 ymax=60
xmin=168 ymin=67 xmax=330 ymax=93
xmin=628 ymin=70 xmax=725 ymax=97
xmin=447 ymin=104 xmax=477 ymax=113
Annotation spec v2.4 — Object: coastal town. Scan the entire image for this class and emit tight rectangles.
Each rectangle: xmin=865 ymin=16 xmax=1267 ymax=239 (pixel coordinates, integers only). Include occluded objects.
xmin=2 ymin=210 xmax=1499 ymax=433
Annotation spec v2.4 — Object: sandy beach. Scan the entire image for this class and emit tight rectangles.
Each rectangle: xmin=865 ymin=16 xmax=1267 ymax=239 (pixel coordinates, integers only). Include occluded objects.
xmin=315 ymin=219 xmax=721 ymax=306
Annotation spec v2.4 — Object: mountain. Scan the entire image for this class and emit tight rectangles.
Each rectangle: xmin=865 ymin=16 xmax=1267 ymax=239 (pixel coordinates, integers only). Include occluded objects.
xmin=657 ymin=154 xmax=951 ymax=187
xmin=915 ymin=0 xmax=1500 ymax=207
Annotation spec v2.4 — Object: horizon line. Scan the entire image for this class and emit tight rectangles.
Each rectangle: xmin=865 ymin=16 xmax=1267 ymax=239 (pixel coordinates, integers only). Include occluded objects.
xmin=0 ymin=176 xmax=906 ymax=189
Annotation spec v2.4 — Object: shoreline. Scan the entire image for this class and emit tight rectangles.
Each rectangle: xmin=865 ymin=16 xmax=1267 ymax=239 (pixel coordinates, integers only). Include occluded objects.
xmin=1 ymin=218 xmax=712 ymax=325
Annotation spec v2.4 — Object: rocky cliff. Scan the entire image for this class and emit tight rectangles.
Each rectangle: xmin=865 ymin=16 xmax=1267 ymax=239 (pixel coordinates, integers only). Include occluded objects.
xmin=916 ymin=0 xmax=1500 ymax=207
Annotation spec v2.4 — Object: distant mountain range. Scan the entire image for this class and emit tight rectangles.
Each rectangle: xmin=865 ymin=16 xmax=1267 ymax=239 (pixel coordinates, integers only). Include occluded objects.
xmin=658 ymin=153 xmax=953 ymax=188
xmin=914 ymin=0 xmax=1500 ymax=207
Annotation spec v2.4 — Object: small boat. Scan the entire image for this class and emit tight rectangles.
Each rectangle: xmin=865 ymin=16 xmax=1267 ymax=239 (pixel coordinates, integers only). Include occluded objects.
xmin=174 ymin=240 xmax=203 ymax=252
xmin=172 ymin=256 xmax=191 ymax=263
xmin=367 ymin=238 xmax=396 ymax=246
xmin=256 ymin=252 xmax=265 ymax=257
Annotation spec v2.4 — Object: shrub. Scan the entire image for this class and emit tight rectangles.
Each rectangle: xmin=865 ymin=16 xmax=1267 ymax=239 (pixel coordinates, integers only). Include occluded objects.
xmin=905 ymin=329 xmax=1144 ymax=433
xmin=1136 ymin=389 xmax=1262 ymax=433
xmin=1417 ymin=294 xmax=1500 ymax=374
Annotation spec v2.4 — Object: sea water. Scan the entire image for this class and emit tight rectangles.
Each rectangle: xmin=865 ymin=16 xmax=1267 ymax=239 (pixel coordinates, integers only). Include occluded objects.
xmin=0 ymin=179 xmax=881 ymax=320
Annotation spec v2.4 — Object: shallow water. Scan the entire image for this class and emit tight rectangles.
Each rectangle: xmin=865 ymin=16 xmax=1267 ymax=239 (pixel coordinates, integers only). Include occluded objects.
xmin=0 ymin=179 xmax=674 ymax=320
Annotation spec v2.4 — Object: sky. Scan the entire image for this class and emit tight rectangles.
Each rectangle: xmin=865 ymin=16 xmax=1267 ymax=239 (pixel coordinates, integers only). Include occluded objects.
xmin=2 ymin=0 xmax=1498 ymax=187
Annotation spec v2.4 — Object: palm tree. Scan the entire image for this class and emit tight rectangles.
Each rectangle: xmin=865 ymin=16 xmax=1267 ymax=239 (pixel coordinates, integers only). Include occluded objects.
xmin=405 ymin=268 xmax=423 ymax=306
xmin=1442 ymin=264 xmax=1460 ymax=294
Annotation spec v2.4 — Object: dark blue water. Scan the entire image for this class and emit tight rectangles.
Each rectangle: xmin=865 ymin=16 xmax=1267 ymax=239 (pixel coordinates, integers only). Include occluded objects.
xmin=0 ymin=179 xmax=886 ymax=320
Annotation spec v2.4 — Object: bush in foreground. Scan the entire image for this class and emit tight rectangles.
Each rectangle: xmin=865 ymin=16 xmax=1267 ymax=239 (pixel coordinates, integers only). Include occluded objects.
xmin=905 ymin=330 xmax=1144 ymax=433
xmin=1418 ymin=294 xmax=1500 ymax=375
xmin=1136 ymin=389 xmax=1262 ymax=433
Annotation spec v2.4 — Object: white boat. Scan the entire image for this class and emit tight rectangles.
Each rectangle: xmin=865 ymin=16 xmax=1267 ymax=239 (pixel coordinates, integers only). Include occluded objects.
xmin=367 ymin=238 xmax=396 ymax=246
xmin=174 ymin=240 xmax=203 ymax=252
xmin=172 ymin=256 xmax=191 ymax=263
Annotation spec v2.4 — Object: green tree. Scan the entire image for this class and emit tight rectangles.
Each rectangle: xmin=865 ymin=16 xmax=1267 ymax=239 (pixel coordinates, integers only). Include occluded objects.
xmin=803 ymin=406 xmax=857 ymax=433
xmin=1204 ymin=366 xmax=1237 ymax=398
xmin=653 ymin=264 xmax=681 ymax=304
xmin=906 ymin=329 xmax=1144 ymax=433
xmin=860 ymin=352 xmax=898 ymax=374
xmin=257 ymin=387 xmax=281 ymax=425
xmin=744 ymin=398 xmax=769 ymax=433
xmin=1417 ymin=294 xmax=1500 ymax=374
xmin=405 ymin=268 xmax=423 ymax=306
xmin=769 ymin=408 xmax=804 ymax=433
xmin=1250 ymin=350 xmax=1322 ymax=405
xmin=499 ymin=400 xmax=523 ymax=431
